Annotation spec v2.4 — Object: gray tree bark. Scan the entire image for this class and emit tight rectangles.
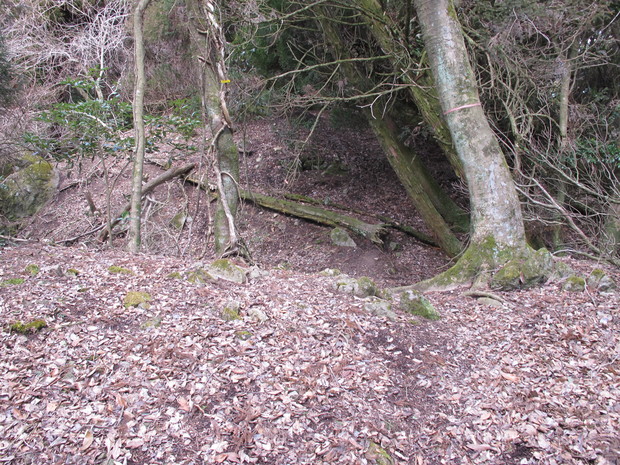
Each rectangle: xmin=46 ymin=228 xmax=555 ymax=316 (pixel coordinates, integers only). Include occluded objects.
xmin=412 ymin=0 xmax=553 ymax=289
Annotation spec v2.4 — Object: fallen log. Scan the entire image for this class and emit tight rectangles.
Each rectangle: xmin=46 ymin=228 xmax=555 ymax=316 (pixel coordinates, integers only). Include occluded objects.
xmin=98 ymin=162 xmax=196 ymax=242
xmin=281 ymin=193 xmax=437 ymax=247
xmin=239 ymin=190 xmax=387 ymax=245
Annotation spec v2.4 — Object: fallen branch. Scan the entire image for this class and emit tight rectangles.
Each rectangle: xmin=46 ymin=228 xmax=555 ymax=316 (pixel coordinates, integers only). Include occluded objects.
xmin=98 ymin=163 xmax=196 ymax=242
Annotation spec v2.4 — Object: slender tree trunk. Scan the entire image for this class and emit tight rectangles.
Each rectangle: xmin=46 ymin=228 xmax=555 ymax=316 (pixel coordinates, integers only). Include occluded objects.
xmin=128 ymin=0 xmax=151 ymax=253
xmin=187 ymin=0 xmax=240 ymax=256
xmin=412 ymin=0 xmax=554 ymax=289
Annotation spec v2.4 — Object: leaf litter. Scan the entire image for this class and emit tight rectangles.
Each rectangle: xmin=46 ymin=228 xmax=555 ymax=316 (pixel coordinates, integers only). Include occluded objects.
xmin=0 ymin=244 xmax=618 ymax=464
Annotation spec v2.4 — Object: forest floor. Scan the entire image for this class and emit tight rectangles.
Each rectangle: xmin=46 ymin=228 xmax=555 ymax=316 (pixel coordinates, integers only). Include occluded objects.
xmin=1 ymin=116 xmax=619 ymax=464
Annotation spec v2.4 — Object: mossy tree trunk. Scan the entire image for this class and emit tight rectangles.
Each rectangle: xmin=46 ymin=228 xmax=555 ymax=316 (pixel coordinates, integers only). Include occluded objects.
xmin=187 ymin=0 xmax=240 ymax=256
xmin=317 ymin=6 xmax=466 ymax=257
xmin=412 ymin=0 xmax=553 ymax=289
xmin=357 ymin=0 xmax=464 ymax=179
xmin=128 ymin=0 xmax=151 ymax=254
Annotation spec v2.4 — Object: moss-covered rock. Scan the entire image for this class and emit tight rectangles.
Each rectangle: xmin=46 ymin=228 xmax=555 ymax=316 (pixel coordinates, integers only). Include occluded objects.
xmin=220 ymin=300 xmax=242 ymax=321
xmin=66 ymin=268 xmax=80 ymax=276
xmin=400 ymin=290 xmax=440 ymax=320
xmin=330 ymin=227 xmax=357 ymax=247
xmin=123 ymin=291 xmax=152 ymax=309
xmin=24 ymin=264 xmax=40 ymax=276
xmin=166 ymin=271 xmax=183 ymax=280
xmin=364 ymin=297 xmax=397 ymax=321
xmin=185 ymin=268 xmax=214 ymax=284
xmin=108 ymin=265 xmax=134 ymax=275
xmin=562 ymin=275 xmax=586 ymax=292
xmin=365 ymin=441 xmax=394 ymax=465
xmin=334 ymin=276 xmax=378 ymax=297
xmin=0 ymin=154 xmax=59 ymax=227
xmin=8 ymin=319 xmax=47 ymax=334
xmin=587 ymin=268 xmax=616 ymax=292
xmin=207 ymin=259 xmax=247 ymax=284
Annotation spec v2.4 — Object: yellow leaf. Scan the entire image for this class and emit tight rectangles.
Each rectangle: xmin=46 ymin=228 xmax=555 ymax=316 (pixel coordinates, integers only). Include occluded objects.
xmin=81 ymin=430 xmax=94 ymax=451
xmin=500 ymin=371 xmax=520 ymax=382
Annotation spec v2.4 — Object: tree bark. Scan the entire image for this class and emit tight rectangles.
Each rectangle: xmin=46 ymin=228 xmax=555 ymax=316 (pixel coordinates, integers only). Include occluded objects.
xmin=128 ymin=0 xmax=151 ymax=253
xmin=187 ymin=0 xmax=240 ymax=257
xmin=412 ymin=0 xmax=553 ymax=289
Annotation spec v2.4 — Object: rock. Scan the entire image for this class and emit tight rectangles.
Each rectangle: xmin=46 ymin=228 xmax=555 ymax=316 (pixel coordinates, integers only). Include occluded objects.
xmin=400 ymin=289 xmax=440 ymax=320
xmin=0 ymin=154 xmax=59 ymax=230
xmin=248 ymin=307 xmax=268 ymax=323
xmin=330 ymin=227 xmax=356 ymax=248
xmin=587 ymin=268 xmax=616 ymax=293
xmin=207 ymin=259 xmax=247 ymax=284
xmin=562 ymin=275 xmax=586 ymax=292
xmin=477 ymin=297 xmax=504 ymax=308
xmin=334 ymin=276 xmax=377 ymax=297
xmin=491 ymin=248 xmax=554 ymax=290
xmin=124 ymin=291 xmax=152 ymax=309
xmin=220 ymin=300 xmax=242 ymax=321
xmin=169 ymin=211 xmax=191 ymax=230
xmin=247 ymin=266 xmax=268 ymax=281
xmin=551 ymin=260 xmax=575 ymax=280
xmin=320 ymin=268 xmax=342 ymax=277
xmin=141 ymin=316 xmax=162 ymax=329
xmin=185 ymin=268 xmax=214 ymax=284
xmin=363 ymin=297 xmax=397 ymax=321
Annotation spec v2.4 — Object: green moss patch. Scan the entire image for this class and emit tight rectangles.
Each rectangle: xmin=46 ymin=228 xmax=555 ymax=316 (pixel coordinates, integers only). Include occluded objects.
xmin=8 ymin=319 xmax=47 ymax=334
xmin=108 ymin=265 xmax=134 ymax=275
xmin=24 ymin=264 xmax=40 ymax=276
xmin=1 ymin=278 xmax=25 ymax=287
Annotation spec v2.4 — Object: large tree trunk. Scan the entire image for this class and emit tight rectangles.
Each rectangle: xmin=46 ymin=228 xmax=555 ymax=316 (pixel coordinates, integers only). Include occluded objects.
xmin=128 ymin=0 xmax=151 ymax=253
xmin=412 ymin=0 xmax=554 ymax=289
xmin=187 ymin=0 xmax=240 ymax=257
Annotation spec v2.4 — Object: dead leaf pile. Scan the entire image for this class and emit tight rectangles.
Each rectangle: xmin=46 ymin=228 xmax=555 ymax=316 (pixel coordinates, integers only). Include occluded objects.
xmin=0 ymin=244 xmax=618 ymax=464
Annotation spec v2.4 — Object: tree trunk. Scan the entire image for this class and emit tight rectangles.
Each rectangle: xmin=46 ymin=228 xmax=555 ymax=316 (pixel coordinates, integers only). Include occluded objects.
xmin=412 ymin=0 xmax=554 ymax=289
xmin=187 ymin=0 xmax=240 ymax=257
xmin=128 ymin=0 xmax=151 ymax=253
xmin=357 ymin=0 xmax=464 ymax=179
xmin=316 ymin=6 xmax=466 ymax=257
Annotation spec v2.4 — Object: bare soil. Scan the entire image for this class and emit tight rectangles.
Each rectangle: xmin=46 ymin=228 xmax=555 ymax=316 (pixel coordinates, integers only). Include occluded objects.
xmin=1 ymin=117 xmax=619 ymax=464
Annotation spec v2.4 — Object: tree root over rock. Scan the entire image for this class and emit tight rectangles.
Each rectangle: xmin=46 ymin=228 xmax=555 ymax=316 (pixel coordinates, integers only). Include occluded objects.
xmin=395 ymin=237 xmax=557 ymax=293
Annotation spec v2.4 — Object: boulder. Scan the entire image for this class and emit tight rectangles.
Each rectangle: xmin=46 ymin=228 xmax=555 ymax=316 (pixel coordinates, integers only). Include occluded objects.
xmin=0 ymin=154 xmax=58 ymax=228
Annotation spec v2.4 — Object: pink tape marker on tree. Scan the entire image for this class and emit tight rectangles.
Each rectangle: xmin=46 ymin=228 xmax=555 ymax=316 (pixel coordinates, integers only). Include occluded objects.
xmin=443 ymin=102 xmax=481 ymax=115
